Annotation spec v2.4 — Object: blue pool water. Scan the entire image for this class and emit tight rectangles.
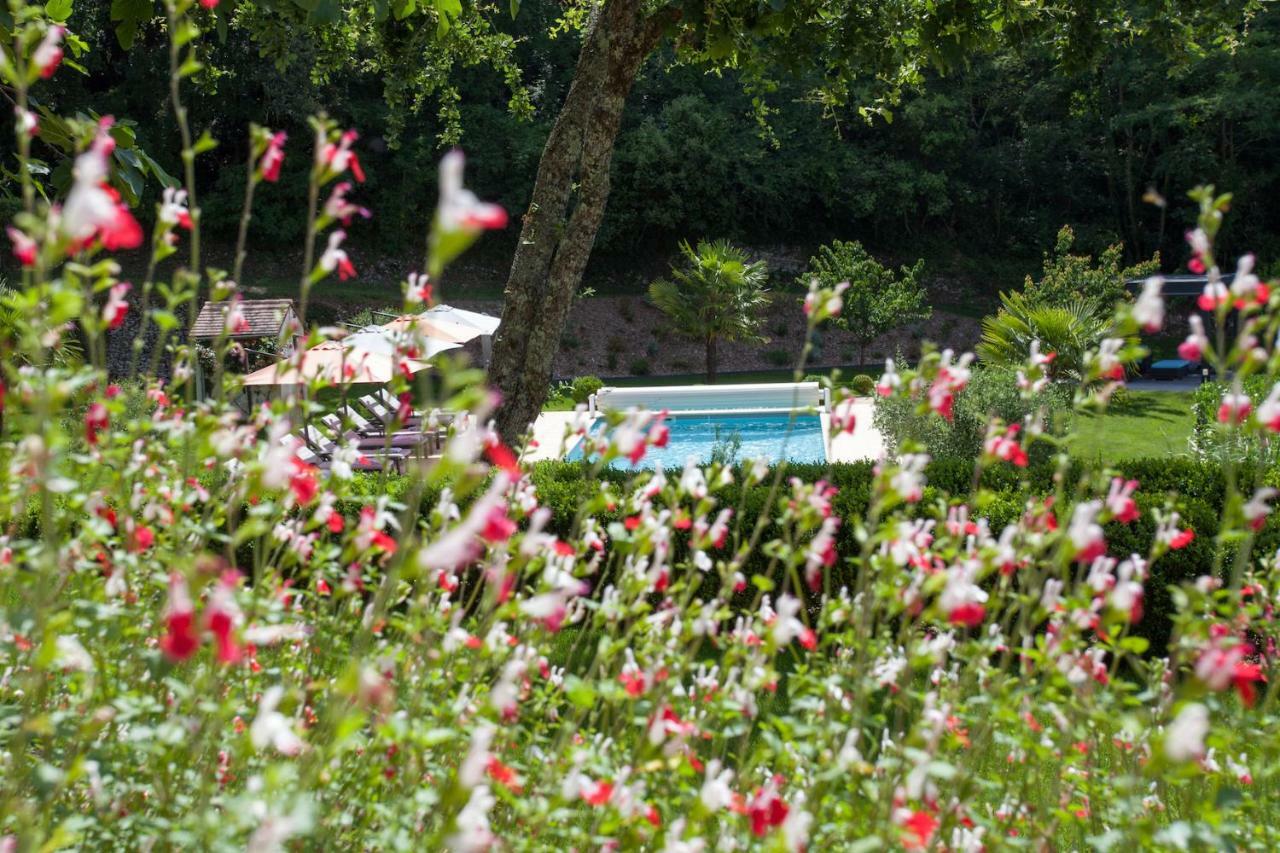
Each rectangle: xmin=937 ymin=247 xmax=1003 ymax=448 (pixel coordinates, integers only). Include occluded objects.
xmin=568 ymin=413 xmax=827 ymax=468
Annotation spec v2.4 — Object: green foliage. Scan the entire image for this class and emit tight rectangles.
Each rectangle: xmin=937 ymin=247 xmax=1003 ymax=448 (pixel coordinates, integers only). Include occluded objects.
xmin=647 ymin=239 xmax=769 ymax=382
xmin=850 ymin=373 xmax=876 ymax=396
xmin=0 ymin=281 xmax=82 ymax=367
xmin=569 ymin=375 xmax=603 ymax=404
xmin=1191 ymin=377 xmax=1280 ymax=465
xmin=1023 ymin=226 xmax=1159 ymax=309
xmin=799 ymin=240 xmax=929 ymax=365
xmin=977 ymin=290 xmax=1115 ymax=382
xmin=873 ymin=364 xmax=1071 ymax=459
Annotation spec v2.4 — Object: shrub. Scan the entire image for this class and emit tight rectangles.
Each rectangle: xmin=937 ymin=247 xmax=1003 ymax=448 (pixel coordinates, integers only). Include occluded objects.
xmin=1191 ymin=376 xmax=1280 ymax=465
xmin=850 ymin=373 xmax=876 ymax=395
xmin=628 ymin=357 xmax=651 ymax=375
xmin=764 ymin=348 xmax=792 ymax=367
xmin=570 ymin=375 xmax=604 ymax=403
xmin=873 ymin=364 xmax=1070 ymax=459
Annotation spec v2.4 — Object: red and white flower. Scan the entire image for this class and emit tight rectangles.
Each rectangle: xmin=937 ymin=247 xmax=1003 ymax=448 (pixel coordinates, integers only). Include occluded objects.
xmin=62 ymin=119 xmax=144 ymax=251
xmin=437 ymin=150 xmax=507 ymax=234
xmin=14 ymin=107 xmax=38 ymax=138
xmin=1133 ymin=276 xmax=1164 ymax=332
xmin=1217 ymin=392 xmax=1252 ymax=425
xmin=259 ymin=131 xmax=287 ymax=182
xmin=159 ymin=187 xmax=193 ymax=230
xmin=830 ymin=396 xmax=857 ymax=434
xmin=319 ymin=230 xmax=356 ymax=280
xmin=324 ymin=181 xmax=370 ymax=225
xmin=1229 ymin=253 xmax=1268 ymax=308
xmin=1105 ymin=478 xmax=1140 ymax=524
xmin=159 ymin=573 xmax=200 ymax=662
xmin=33 ymin=25 xmax=65 ymax=78
xmin=103 ymin=282 xmax=130 ymax=330
xmin=7 ymin=226 xmax=36 ymax=267
xmin=320 ymin=129 xmax=365 ymax=182
xmin=1068 ymin=501 xmax=1106 ymax=563
xmin=205 ymin=573 xmax=244 ymax=664
xmin=875 ymin=358 xmax=901 ymax=397
xmin=983 ymin=422 xmax=1028 ymax=467
xmin=1243 ymin=487 xmax=1276 ymax=531
xmin=1255 ymin=383 xmax=1280 ymax=432
xmin=1177 ymin=315 xmax=1209 ymax=362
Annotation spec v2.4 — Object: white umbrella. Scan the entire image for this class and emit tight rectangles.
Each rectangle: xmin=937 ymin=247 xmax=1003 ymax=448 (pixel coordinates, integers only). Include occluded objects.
xmin=345 ymin=326 xmax=462 ymax=361
xmin=422 ymin=304 xmax=501 ymax=336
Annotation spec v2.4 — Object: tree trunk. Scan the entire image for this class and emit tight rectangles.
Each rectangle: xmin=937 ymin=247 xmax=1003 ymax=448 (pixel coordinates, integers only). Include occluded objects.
xmin=488 ymin=0 xmax=670 ymax=443
xmin=705 ymin=334 xmax=718 ymax=384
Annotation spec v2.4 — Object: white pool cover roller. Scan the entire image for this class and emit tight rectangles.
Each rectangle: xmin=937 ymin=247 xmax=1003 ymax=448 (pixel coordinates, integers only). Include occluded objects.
xmin=591 ymin=382 xmax=826 ymax=415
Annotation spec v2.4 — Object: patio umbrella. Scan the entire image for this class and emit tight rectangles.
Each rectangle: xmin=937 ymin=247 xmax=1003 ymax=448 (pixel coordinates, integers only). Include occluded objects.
xmin=421 ymin=304 xmax=500 ymax=336
xmin=344 ymin=326 xmax=463 ymax=361
xmin=381 ymin=313 xmax=480 ymax=343
xmin=240 ymin=341 xmax=431 ymax=386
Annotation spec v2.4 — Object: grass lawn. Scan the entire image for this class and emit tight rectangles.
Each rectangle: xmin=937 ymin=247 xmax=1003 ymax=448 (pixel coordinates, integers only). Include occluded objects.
xmin=1067 ymin=390 xmax=1196 ymax=463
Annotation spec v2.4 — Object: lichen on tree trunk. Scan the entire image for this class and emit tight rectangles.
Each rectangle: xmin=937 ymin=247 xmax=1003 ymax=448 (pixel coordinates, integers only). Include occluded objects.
xmin=488 ymin=0 xmax=669 ymax=443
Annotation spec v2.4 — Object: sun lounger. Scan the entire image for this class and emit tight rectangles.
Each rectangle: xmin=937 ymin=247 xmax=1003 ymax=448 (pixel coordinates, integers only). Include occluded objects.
xmin=296 ymin=421 xmax=411 ymax=475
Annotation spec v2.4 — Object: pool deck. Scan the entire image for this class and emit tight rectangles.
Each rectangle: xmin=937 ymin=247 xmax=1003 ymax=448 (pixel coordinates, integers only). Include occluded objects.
xmin=524 ymin=410 xmax=589 ymax=463
xmin=527 ymin=397 xmax=886 ymax=465
xmin=821 ymin=399 xmax=884 ymax=462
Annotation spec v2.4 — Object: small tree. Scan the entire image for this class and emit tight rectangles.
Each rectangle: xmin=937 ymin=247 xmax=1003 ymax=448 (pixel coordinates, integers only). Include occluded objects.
xmin=799 ymin=240 xmax=930 ymax=367
xmin=1023 ymin=225 xmax=1159 ymax=308
xmin=648 ymin=240 xmax=769 ymax=383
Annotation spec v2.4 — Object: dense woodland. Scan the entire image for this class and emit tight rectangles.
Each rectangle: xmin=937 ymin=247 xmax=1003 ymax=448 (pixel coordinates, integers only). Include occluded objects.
xmin=5 ymin=2 xmax=1279 ymax=284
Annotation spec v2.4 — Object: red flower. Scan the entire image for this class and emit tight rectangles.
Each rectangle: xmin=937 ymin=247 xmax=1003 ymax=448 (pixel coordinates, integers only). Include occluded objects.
xmin=200 ymin=0 xmax=219 ymax=8
xmin=948 ymin=602 xmax=986 ymax=628
xmin=289 ymin=457 xmax=319 ymax=505
xmin=480 ymin=504 xmax=516 ymax=542
xmin=159 ymin=573 xmax=200 ymax=661
xmin=486 ymin=756 xmax=522 ymax=792
xmin=484 ymin=440 xmax=520 ymax=475
xmin=84 ymin=402 xmax=109 ymax=446
xmin=327 ymin=512 xmax=344 ymax=533
xmin=33 ymin=26 xmax=65 ymax=79
xmin=1169 ymin=528 xmax=1195 ymax=550
xmin=619 ymin=670 xmax=647 ymax=697
xmin=251 ymin=132 xmax=285 ymax=183
xmin=1232 ymin=661 xmax=1265 ymax=707
xmin=129 ymin=524 xmax=155 ymax=553
xmin=6 ymin=227 xmax=36 ymax=267
xmin=103 ymin=283 xmax=131 ymax=330
xmin=97 ymin=187 xmax=145 ymax=250
xmin=205 ymin=574 xmax=243 ymax=664
xmin=581 ymin=779 xmax=614 ymax=806
xmin=798 ymin=627 xmax=818 ymax=651
xmin=747 ymin=784 xmax=789 ymax=836
xmin=901 ymin=810 xmax=939 ymax=850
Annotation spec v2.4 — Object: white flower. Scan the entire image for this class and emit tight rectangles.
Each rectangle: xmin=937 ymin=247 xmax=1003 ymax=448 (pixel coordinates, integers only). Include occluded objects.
xmin=1164 ymin=702 xmax=1209 ymax=762
xmin=55 ymin=635 xmax=94 ymax=672
xmin=250 ymin=686 xmax=304 ymax=756
xmin=699 ymin=759 xmax=735 ymax=810
xmin=448 ymin=786 xmax=496 ymax=853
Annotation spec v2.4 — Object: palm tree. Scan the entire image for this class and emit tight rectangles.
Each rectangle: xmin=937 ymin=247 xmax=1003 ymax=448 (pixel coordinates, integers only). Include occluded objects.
xmin=0 ymin=280 xmax=83 ymax=367
xmin=648 ymin=240 xmax=770 ymax=383
xmin=976 ymin=290 xmax=1113 ymax=382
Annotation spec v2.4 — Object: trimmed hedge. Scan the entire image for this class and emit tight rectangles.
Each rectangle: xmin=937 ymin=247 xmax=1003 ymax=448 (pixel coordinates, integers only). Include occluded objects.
xmin=422 ymin=458 xmax=1274 ymax=653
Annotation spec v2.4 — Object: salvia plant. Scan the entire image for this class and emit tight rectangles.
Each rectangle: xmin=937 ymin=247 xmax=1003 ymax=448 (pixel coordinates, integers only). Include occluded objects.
xmin=4 ymin=3 xmax=1280 ymax=851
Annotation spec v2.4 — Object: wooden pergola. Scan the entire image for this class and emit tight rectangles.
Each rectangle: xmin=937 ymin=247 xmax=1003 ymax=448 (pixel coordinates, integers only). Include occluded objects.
xmin=190 ymin=299 xmax=300 ymax=398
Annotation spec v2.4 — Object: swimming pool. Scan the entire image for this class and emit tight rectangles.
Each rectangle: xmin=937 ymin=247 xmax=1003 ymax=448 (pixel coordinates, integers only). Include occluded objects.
xmin=568 ymin=412 xmax=827 ymax=468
